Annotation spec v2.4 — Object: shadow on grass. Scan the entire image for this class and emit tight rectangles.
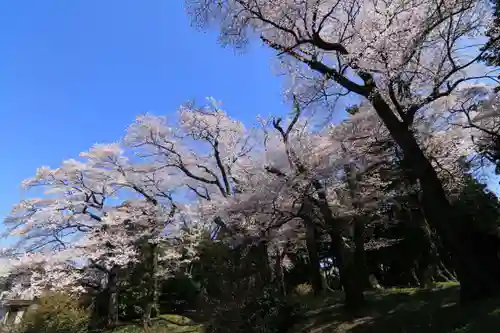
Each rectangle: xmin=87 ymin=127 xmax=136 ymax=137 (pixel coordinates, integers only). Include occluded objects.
xmin=293 ymin=284 xmax=500 ymax=333
xmin=111 ymin=314 xmax=203 ymax=333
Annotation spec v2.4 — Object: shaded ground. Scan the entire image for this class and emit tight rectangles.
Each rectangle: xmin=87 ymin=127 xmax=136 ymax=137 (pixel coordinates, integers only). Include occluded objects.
xmin=109 ymin=284 xmax=500 ymax=332
xmin=111 ymin=314 xmax=203 ymax=333
xmin=291 ymin=283 xmax=500 ymax=333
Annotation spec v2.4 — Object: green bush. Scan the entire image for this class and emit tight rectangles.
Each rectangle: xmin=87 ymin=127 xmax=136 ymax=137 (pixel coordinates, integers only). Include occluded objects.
xmin=193 ymin=241 xmax=298 ymax=333
xmin=158 ymin=274 xmax=200 ymax=315
xmin=15 ymin=292 xmax=89 ymax=333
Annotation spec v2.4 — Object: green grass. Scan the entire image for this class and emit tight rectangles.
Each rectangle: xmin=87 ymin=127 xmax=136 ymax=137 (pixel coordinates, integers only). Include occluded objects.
xmin=110 ymin=284 xmax=500 ymax=332
xmin=291 ymin=283 xmax=500 ymax=333
xmin=111 ymin=314 xmax=203 ymax=333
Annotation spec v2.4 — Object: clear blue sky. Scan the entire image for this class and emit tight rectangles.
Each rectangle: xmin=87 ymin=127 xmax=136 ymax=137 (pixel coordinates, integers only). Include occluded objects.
xmin=1 ymin=0 xmax=498 ymax=230
xmin=0 ymin=1 xmax=289 ymax=222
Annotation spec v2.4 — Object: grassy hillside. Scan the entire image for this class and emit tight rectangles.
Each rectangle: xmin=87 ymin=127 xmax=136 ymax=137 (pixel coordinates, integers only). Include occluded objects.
xmin=292 ymin=283 xmax=500 ymax=333
xmin=111 ymin=315 xmax=203 ymax=333
xmin=109 ymin=284 xmax=500 ymax=333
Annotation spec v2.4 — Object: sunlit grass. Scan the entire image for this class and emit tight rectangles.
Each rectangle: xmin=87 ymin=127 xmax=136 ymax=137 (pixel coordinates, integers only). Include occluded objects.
xmin=292 ymin=283 xmax=500 ymax=333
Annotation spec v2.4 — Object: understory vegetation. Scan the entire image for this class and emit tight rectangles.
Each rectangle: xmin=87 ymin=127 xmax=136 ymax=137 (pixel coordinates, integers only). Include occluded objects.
xmin=9 ymin=283 xmax=500 ymax=333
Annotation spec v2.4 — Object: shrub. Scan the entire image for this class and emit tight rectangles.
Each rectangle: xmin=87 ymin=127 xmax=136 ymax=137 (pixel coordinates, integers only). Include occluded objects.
xmin=204 ymin=286 xmax=299 ymax=333
xmin=158 ymin=274 xmax=200 ymax=315
xmin=194 ymin=241 xmax=298 ymax=333
xmin=15 ymin=292 xmax=89 ymax=333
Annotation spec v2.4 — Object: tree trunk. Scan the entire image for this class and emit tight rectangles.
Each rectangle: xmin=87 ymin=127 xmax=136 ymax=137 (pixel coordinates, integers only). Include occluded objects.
xmin=344 ymin=163 xmax=371 ymax=291
xmin=106 ymin=266 xmax=120 ymax=328
xmin=143 ymin=243 xmax=159 ymax=329
xmin=256 ymin=241 xmax=273 ymax=286
xmin=353 ymin=217 xmax=372 ymax=290
xmin=418 ymin=219 xmax=438 ymax=288
xmin=312 ymin=180 xmax=364 ymax=311
xmin=273 ymin=249 xmax=286 ymax=296
xmin=88 ymin=289 xmax=109 ymax=332
xmin=329 ymin=231 xmax=365 ymax=311
xmin=304 ymin=218 xmax=324 ymax=295
xmin=371 ymin=94 xmax=500 ymax=301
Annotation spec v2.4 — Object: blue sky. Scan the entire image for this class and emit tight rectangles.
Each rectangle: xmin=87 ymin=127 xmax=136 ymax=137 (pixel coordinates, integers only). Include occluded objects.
xmin=0 ymin=1 xmax=290 ymax=222
xmin=1 ymin=0 xmax=499 ymax=232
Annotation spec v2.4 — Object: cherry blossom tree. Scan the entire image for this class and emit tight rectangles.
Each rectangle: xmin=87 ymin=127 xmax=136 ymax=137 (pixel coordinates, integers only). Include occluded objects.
xmin=205 ymin=100 xmax=397 ymax=308
xmin=2 ymin=99 xmax=268 ymax=326
xmin=200 ymin=94 xmax=481 ymax=307
xmin=123 ymin=98 xmax=258 ymax=235
xmin=124 ymin=99 xmax=304 ymax=301
xmin=2 ymin=143 xmax=201 ymax=328
xmin=185 ymin=0 xmax=500 ymax=301
xmin=446 ymin=87 xmax=500 ymax=174
xmin=3 ymin=92 xmax=481 ymax=316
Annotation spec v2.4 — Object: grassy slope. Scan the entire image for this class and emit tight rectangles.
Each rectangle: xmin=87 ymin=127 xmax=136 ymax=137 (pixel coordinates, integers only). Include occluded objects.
xmin=111 ymin=314 xmax=203 ymax=333
xmin=291 ymin=283 xmax=500 ymax=333
xmin=110 ymin=284 xmax=500 ymax=333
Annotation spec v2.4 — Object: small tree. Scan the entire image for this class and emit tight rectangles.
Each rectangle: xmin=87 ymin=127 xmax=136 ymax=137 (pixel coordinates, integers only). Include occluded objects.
xmin=16 ymin=292 xmax=89 ymax=333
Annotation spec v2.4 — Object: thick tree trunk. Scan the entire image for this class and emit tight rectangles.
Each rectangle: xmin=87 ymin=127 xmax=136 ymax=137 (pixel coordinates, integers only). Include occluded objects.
xmin=143 ymin=243 xmax=159 ymax=329
xmin=417 ymin=219 xmax=439 ymax=288
xmin=256 ymin=241 xmax=273 ymax=285
xmin=371 ymin=95 xmax=500 ymax=301
xmin=343 ymin=163 xmax=371 ymax=291
xmin=106 ymin=266 xmax=120 ymax=328
xmin=304 ymin=219 xmax=324 ymax=295
xmin=353 ymin=217 xmax=373 ymax=291
xmin=88 ymin=289 xmax=110 ymax=332
xmin=273 ymin=250 xmax=286 ymax=296
xmin=312 ymin=180 xmax=364 ymax=311
xmin=329 ymin=232 xmax=365 ymax=311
